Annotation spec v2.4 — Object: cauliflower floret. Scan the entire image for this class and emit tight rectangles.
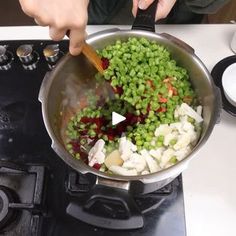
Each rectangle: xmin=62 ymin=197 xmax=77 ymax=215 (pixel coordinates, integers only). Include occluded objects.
xmin=122 ymin=153 xmax=147 ymax=173
xmin=160 ymin=148 xmax=175 ymax=168
xmin=164 ymin=132 xmax=178 ymax=146
xmin=88 ymin=139 xmax=106 ymax=167
xmin=119 ymin=136 xmax=137 ymax=161
xmin=140 ymin=149 xmax=160 ymax=173
xmin=179 ymin=115 xmax=189 ymax=123
xmin=179 ymin=103 xmax=203 ymax=123
xmin=174 ymin=105 xmax=180 ymax=118
xmin=170 ymin=122 xmax=182 ymax=133
xmin=173 ymin=133 xmax=191 ymax=150
xmin=149 ymin=148 xmax=165 ymax=161
xmin=175 ymin=146 xmax=192 ymax=161
xmin=154 ymin=124 xmax=172 ymax=137
xmin=182 ymin=121 xmax=195 ymax=132
xmin=187 ymin=129 xmax=198 ymax=143
xmin=109 ymin=166 xmax=137 ymax=176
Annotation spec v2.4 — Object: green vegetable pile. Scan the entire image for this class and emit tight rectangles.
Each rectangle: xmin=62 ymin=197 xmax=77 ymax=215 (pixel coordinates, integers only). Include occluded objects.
xmin=65 ymin=37 xmax=198 ymax=164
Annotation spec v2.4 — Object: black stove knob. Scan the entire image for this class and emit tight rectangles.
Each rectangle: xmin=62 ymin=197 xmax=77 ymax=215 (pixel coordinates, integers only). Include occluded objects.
xmin=16 ymin=45 xmax=34 ymax=63
xmin=43 ymin=44 xmax=60 ymax=63
xmin=0 ymin=45 xmax=13 ymax=70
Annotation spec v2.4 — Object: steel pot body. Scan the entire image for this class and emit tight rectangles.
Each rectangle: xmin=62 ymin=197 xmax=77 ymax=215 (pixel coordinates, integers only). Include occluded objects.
xmin=39 ymin=28 xmax=221 ymax=195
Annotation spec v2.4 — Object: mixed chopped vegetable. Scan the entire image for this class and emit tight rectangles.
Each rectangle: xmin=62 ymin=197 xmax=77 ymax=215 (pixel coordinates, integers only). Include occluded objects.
xmin=64 ymin=37 xmax=203 ymax=175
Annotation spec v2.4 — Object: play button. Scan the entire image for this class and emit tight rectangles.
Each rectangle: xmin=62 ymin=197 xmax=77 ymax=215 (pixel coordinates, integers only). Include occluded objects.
xmin=112 ymin=112 xmax=126 ymax=126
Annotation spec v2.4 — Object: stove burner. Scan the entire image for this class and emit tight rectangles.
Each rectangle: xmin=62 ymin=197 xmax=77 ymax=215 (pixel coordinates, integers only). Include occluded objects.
xmin=0 ymin=186 xmax=19 ymax=230
xmin=0 ymin=162 xmax=47 ymax=235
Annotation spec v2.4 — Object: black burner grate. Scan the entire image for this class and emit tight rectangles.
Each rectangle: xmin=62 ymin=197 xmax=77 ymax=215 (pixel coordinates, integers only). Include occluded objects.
xmin=0 ymin=162 xmax=46 ymax=235
xmin=0 ymin=186 xmax=19 ymax=230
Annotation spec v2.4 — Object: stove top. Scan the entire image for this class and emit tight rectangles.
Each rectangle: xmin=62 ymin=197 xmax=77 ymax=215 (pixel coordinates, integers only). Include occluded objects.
xmin=0 ymin=40 xmax=186 ymax=236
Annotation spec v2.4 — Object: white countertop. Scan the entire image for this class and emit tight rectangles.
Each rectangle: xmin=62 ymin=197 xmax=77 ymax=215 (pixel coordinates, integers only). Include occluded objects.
xmin=1 ymin=24 xmax=236 ymax=236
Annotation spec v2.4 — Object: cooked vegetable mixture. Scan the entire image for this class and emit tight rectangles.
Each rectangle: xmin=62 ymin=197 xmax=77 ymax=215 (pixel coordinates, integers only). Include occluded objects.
xmin=65 ymin=37 xmax=203 ymax=175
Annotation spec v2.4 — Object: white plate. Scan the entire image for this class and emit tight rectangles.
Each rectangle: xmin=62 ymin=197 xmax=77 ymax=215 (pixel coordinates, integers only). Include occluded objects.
xmin=222 ymin=63 xmax=236 ymax=107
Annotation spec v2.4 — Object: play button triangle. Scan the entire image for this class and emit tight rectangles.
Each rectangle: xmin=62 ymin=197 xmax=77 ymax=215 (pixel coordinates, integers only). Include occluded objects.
xmin=112 ymin=112 xmax=126 ymax=125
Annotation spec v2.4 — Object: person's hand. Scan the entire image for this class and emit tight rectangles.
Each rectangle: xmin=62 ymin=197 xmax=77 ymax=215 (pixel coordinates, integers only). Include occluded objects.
xmin=19 ymin=0 xmax=89 ymax=55
xmin=132 ymin=0 xmax=176 ymax=21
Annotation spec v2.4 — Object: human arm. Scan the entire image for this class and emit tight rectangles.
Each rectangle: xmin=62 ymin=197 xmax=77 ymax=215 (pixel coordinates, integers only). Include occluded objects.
xmin=19 ymin=0 xmax=89 ymax=55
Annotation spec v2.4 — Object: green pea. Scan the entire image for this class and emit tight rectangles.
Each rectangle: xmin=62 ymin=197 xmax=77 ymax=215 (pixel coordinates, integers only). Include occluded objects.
xmin=170 ymin=156 xmax=178 ymax=164
xmin=145 ymin=136 xmax=152 ymax=142
xmin=75 ymin=153 xmax=81 ymax=159
xmin=170 ymin=139 xmax=177 ymax=146
xmin=80 ymin=139 xmax=87 ymax=145
xmin=187 ymin=116 xmax=195 ymax=123
xmin=157 ymin=135 xmax=164 ymax=142
xmin=156 ymin=141 xmax=163 ymax=147
xmin=66 ymin=143 xmax=73 ymax=150
xmin=136 ymin=140 xmax=143 ymax=146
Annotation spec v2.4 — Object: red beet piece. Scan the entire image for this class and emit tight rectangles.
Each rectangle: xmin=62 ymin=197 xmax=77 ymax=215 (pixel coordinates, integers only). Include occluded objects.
xmin=93 ymin=163 xmax=101 ymax=170
xmin=101 ymin=57 xmax=109 ymax=70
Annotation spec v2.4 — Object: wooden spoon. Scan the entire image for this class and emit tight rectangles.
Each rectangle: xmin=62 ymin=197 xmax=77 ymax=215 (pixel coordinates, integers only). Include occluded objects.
xmin=66 ymin=31 xmax=104 ymax=74
xmin=81 ymin=42 xmax=104 ymax=74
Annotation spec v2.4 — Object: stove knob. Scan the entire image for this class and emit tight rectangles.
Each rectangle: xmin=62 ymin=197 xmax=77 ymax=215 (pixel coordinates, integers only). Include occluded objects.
xmin=16 ymin=44 xmax=34 ymax=63
xmin=43 ymin=44 xmax=60 ymax=63
xmin=0 ymin=45 xmax=13 ymax=70
xmin=16 ymin=45 xmax=40 ymax=70
xmin=0 ymin=45 xmax=8 ymax=63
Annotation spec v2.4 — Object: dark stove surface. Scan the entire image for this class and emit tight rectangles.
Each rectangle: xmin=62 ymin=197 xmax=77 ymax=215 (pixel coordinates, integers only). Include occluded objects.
xmin=0 ymin=40 xmax=186 ymax=236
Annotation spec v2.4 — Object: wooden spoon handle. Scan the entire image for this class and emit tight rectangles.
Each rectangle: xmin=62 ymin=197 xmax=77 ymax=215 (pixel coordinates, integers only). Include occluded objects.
xmin=66 ymin=30 xmax=104 ymax=74
xmin=81 ymin=42 xmax=104 ymax=74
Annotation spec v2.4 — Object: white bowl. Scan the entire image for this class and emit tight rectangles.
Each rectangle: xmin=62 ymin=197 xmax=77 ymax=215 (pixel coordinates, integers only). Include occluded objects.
xmin=222 ymin=63 xmax=236 ymax=107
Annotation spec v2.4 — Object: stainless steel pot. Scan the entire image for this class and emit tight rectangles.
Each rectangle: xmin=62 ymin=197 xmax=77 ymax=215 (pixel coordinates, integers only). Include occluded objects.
xmin=38 ymin=1 xmax=221 ymax=229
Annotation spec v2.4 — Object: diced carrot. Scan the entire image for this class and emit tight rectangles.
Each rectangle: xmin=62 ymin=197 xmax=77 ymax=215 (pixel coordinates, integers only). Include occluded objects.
xmin=170 ymin=87 xmax=178 ymax=96
xmin=157 ymin=107 xmax=167 ymax=113
xmin=166 ymin=82 xmax=178 ymax=96
xmin=159 ymin=97 xmax=168 ymax=103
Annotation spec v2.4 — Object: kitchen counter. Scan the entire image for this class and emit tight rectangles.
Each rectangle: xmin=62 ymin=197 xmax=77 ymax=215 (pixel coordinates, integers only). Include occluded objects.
xmin=0 ymin=24 xmax=236 ymax=236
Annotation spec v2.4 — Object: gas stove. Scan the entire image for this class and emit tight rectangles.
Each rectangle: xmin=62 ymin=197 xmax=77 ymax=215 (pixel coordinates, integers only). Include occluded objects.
xmin=0 ymin=40 xmax=186 ymax=236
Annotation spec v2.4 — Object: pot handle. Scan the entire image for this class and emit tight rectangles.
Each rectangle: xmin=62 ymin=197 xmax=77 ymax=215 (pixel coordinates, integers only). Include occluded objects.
xmin=132 ymin=0 xmax=158 ymax=32
xmin=66 ymin=178 xmax=143 ymax=229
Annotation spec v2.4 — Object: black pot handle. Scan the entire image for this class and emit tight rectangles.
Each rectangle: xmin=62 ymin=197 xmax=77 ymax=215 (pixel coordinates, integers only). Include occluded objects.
xmin=132 ymin=0 xmax=158 ymax=32
xmin=66 ymin=184 xmax=143 ymax=230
